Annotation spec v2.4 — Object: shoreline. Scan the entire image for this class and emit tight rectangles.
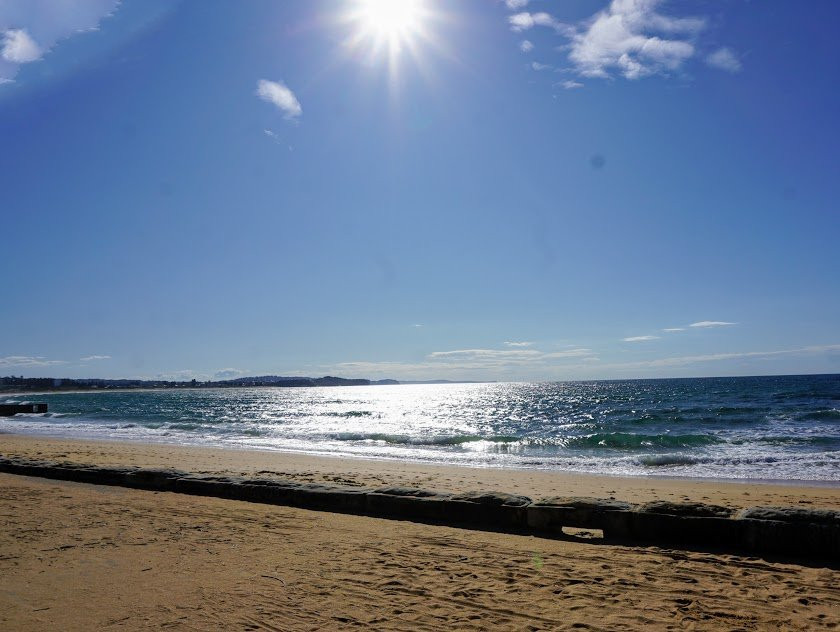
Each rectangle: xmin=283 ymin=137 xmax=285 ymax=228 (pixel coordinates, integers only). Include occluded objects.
xmin=2 ymin=387 xmax=176 ymax=397
xmin=2 ymin=433 xmax=838 ymax=509
xmin=3 ymin=428 xmax=839 ymax=490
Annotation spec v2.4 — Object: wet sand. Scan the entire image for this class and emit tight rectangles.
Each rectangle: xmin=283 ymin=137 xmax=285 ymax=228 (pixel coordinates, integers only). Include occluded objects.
xmin=0 ymin=434 xmax=838 ymax=630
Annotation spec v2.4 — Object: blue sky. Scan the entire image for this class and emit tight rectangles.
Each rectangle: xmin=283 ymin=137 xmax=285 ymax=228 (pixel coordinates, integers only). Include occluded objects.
xmin=1 ymin=0 xmax=838 ymax=381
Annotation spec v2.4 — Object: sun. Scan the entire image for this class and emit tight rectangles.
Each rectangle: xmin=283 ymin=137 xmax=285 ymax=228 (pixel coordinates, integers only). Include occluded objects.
xmin=358 ymin=0 xmax=423 ymax=39
xmin=345 ymin=0 xmax=432 ymax=63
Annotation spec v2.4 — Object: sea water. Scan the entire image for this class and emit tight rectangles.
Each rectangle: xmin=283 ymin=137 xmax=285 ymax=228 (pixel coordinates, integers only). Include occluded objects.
xmin=3 ymin=374 xmax=839 ymax=482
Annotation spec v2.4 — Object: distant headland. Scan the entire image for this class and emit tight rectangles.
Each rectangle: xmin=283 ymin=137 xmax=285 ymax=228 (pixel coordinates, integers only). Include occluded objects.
xmin=0 ymin=375 xmax=480 ymax=393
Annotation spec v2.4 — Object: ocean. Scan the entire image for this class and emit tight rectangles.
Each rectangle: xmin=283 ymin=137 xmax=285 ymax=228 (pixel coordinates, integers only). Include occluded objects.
xmin=3 ymin=374 xmax=839 ymax=482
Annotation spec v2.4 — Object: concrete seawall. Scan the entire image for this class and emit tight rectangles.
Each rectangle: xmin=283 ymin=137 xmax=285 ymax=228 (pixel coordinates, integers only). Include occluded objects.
xmin=0 ymin=456 xmax=836 ymax=561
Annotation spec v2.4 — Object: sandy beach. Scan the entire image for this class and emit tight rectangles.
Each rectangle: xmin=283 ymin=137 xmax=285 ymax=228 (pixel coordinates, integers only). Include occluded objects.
xmin=1 ymin=434 xmax=839 ymax=630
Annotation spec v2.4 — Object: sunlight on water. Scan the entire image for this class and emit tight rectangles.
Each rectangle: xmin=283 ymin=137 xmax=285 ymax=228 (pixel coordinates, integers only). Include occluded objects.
xmin=3 ymin=376 xmax=839 ymax=481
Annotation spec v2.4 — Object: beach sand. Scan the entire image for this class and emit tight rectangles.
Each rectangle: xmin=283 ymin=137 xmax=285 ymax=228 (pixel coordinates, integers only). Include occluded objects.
xmin=1 ymin=434 xmax=839 ymax=630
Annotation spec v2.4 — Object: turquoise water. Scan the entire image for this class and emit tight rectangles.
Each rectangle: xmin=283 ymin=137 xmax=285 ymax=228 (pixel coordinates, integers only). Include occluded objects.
xmin=3 ymin=375 xmax=839 ymax=481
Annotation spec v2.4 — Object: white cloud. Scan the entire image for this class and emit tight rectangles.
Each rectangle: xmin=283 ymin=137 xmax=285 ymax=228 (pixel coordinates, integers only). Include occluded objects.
xmin=508 ymin=12 xmax=535 ymax=31
xmin=2 ymin=28 xmax=41 ymax=63
xmin=689 ymin=321 xmax=736 ymax=328
xmin=412 ymin=324 xmax=424 ymax=328
xmin=326 ymin=346 xmax=598 ymax=380
xmin=623 ymin=335 xmax=660 ymax=342
xmin=427 ymin=346 xmax=596 ymax=366
xmin=154 ymin=370 xmax=208 ymax=381
xmin=256 ymin=79 xmax=302 ymax=119
xmin=706 ymin=47 xmax=741 ymax=73
xmin=508 ymin=12 xmax=570 ymax=34
xmin=531 ymin=61 xmax=552 ymax=71
xmin=519 ymin=39 xmax=534 ymax=52
xmin=326 ymin=342 xmax=838 ymax=381
xmin=607 ymin=344 xmax=840 ymax=371
xmin=214 ymin=368 xmax=245 ymax=379
xmin=149 ymin=368 xmax=248 ymax=381
xmin=510 ymin=0 xmax=715 ymax=83
xmin=424 ymin=346 xmax=598 ymax=368
xmin=0 ymin=0 xmax=119 ymax=83
xmin=0 ymin=355 xmax=66 ymax=368
xmin=560 ymin=80 xmax=584 ymax=89
xmin=504 ymin=341 xmax=533 ymax=347
xmin=428 ymin=348 xmax=543 ymax=360
xmin=567 ymin=0 xmax=703 ymax=80
xmin=542 ymin=349 xmax=595 ymax=359
xmin=505 ymin=0 xmax=529 ymax=9
xmin=80 ymin=355 xmax=110 ymax=361
xmin=662 ymin=327 xmax=685 ymax=332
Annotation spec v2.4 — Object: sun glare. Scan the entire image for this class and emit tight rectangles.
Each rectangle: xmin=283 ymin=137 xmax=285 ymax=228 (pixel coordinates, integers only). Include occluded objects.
xmin=345 ymin=0 xmax=433 ymax=68
xmin=360 ymin=0 xmax=423 ymax=38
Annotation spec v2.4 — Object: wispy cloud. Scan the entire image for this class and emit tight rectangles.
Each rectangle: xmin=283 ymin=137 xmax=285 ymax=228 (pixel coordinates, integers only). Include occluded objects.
xmin=519 ymin=39 xmax=534 ymax=52
xmin=622 ymin=335 xmax=660 ymax=342
xmin=504 ymin=341 xmax=533 ymax=347
xmin=641 ymin=322 xmax=735 ymax=334
xmin=542 ymin=349 xmax=596 ymax=359
xmin=214 ymin=368 xmax=245 ymax=379
xmin=428 ymin=348 xmax=542 ymax=360
xmin=705 ymin=47 xmax=742 ymax=73
xmin=505 ymin=0 xmax=529 ymax=9
xmin=559 ymin=80 xmax=583 ymax=89
xmin=256 ymin=79 xmax=302 ymax=120
xmin=147 ymin=368 xmax=249 ymax=381
xmin=0 ymin=1 xmax=120 ymax=83
xmin=327 ymin=346 xmax=598 ymax=380
xmin=605 ymin=344 xmax=840 ymax=371
xmin=154 ymin=370 xmax=206 ymax=381
xmin=0 ymin=355 xmax=66 ymax=368
xmin=428 ymin=347 xmax=596 ymax=364
xmin=531 ymin=61 xmax=553 ymax=71
xmin=325 ymin=343 xmax=839 ymax=381
xmin=508 ymin=12 xmax=570 ymax=34
xmin=80 ymin=355 xmax=110 ymax=361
